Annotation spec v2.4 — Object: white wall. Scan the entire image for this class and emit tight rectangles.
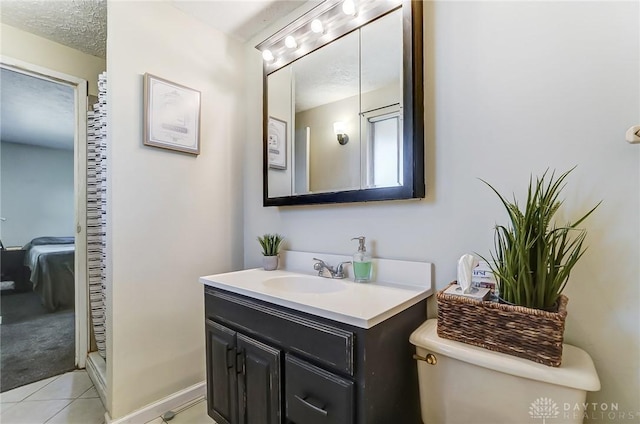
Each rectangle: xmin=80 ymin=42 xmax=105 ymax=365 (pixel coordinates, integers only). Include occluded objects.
xmin=245 ymin=1 xmax=640 ymax=418
xmin=0 ymin=23 xmax=106 ymax=96
xmin=107 ymin=1 xmax=244 ymax=419
xmin=0 ymin=142 xmax=74 ymax=246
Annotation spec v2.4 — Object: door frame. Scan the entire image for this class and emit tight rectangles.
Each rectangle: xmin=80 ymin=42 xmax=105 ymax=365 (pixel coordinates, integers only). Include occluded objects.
xmin=0 ymin=55 xmax=89 ymax=369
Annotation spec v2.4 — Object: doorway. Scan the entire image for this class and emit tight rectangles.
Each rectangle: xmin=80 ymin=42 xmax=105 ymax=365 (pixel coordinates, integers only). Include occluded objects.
xmin=0 ymin=57 xmax=88 ymax=390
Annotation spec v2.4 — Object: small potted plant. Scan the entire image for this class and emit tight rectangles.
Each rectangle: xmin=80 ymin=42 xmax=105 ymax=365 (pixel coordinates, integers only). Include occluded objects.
xmin=257 ymin=233 xmax=284 ymax=271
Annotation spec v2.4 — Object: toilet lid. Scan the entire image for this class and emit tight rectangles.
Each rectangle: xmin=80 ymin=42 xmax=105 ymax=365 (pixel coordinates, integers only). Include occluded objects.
xmin=410 ymin=319 xmax=601 ymax=392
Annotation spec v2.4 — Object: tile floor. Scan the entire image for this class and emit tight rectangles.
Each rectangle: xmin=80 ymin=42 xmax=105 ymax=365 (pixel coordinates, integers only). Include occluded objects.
xmin=0 ymin=370 xmax=215 ymax=424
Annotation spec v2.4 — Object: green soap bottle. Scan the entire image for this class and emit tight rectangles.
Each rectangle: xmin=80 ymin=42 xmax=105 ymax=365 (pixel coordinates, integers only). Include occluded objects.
xmin=351 ymin=236 xmax=372 ymax=283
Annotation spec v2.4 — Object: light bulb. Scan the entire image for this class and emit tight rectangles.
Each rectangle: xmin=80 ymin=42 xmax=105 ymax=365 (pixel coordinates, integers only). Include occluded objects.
xmin=311 ymin=19 xmax=324 ymax=34
xmin=342 ymin=0 xmax=356 ymax=16
xmin=262 ymin=49 xmax=274 ymax=62
xmin=285 ymin=36 xmax=297 ymax=49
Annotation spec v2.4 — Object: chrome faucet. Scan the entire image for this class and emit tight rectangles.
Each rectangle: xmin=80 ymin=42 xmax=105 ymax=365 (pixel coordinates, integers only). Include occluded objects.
xmin=313 ymin=258 xmax=350 ymax=279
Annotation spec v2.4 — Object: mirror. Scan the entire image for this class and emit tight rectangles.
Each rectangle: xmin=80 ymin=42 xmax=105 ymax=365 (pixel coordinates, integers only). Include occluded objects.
xmin=261 ymin=1 xmax=423 ymax=206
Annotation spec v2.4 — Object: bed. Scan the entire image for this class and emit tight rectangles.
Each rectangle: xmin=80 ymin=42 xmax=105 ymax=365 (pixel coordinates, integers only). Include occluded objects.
xmin=23 ymin=236 xmax=75 ymax=312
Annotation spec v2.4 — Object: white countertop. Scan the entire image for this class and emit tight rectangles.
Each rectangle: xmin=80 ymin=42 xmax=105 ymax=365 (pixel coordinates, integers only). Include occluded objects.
xmin=200 ymin=252 xmax=433 ymax=328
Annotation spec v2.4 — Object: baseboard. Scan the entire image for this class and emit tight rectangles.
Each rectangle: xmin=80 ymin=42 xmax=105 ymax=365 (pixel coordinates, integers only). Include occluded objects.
xmin=86 ymin=352 xmax=107 ymax=408
xmin=105 ymin=381 xmax=206 ymax=424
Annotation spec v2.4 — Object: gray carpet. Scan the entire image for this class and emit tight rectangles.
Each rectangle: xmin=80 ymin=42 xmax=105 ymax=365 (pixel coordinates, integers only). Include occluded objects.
xmin=1 ymin=291 xmax=75 ymax=392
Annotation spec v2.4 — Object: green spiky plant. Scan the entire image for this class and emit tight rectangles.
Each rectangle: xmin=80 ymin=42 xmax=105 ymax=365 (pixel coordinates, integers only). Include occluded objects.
xmin=480 ymin=168 xmax=600 ymax=311
xmin=257 ymin=233 xmax=284 ymax=256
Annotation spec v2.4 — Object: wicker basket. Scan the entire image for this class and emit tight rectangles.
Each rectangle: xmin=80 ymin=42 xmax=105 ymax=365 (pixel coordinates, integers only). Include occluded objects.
xmin=436 ymin=282 xmax=568 ymax=367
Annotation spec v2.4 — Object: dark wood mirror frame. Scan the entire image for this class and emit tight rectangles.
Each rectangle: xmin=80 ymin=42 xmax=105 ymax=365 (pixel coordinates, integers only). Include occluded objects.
xmin=262 ymin=1 xmax=424 ymax=207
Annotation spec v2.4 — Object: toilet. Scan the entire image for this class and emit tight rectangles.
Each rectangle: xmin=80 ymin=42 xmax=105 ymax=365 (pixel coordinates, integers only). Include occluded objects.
xmin=410 ymin=319 xmax=601 ymax=424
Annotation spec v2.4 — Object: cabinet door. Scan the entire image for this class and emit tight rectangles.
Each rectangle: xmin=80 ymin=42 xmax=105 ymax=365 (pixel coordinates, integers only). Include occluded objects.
xmin=206 ymin=320 xmax=238 ymax=424
xmin=237 ymin=334 xmax=281 ymax=424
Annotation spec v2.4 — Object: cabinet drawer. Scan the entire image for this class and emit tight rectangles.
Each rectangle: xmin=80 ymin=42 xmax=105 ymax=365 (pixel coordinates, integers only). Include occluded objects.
xmin=285 ymin=354 xmax=354 ymax=424
xmin=206 ymin=288 xmax=354 ymax=375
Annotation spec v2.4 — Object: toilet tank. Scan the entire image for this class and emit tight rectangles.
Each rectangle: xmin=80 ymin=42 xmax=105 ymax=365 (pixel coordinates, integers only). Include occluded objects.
xmin=410 ymin=320 xmax=600 ymax=424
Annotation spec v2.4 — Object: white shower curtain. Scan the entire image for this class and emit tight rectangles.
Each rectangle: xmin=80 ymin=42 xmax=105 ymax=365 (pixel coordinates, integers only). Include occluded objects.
xmin=87 ymin=72 xmax=107 ymax=359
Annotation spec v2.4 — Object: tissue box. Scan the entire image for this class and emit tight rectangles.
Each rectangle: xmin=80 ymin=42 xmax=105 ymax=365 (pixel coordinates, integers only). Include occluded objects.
xmin=443 ymin=283 xmax=491 ymax=301
xmin=436 ymin=282 xmax=567 ymax=367
xmin=471 ymin=261 xmax=496 ymax=293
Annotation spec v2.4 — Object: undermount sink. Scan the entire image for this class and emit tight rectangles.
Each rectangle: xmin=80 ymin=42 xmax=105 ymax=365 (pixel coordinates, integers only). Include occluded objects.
xmin=263 ymin=275 xmax=347 ymax=294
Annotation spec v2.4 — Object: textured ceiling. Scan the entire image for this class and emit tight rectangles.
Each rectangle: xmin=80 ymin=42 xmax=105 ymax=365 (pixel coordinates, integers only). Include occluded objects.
xmin=171 ymin=0 xmax=309 ymax=42
xmin=0 ymin=0 xmax=107 ymax=58
xmin=0 ymin=0 xmax=306 ymax=58
xmin=0 ymin=68 xmax=75 ymax=151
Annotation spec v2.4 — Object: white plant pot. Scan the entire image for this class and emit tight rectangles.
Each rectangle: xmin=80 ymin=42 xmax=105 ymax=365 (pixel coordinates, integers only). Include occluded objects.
xmin=262 ymin=255 xmax=279 ymax=271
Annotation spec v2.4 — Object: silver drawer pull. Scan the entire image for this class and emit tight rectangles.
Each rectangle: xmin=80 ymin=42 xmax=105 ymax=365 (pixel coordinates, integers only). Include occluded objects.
xmin=294 ymin=395 xmax=328 ymax=417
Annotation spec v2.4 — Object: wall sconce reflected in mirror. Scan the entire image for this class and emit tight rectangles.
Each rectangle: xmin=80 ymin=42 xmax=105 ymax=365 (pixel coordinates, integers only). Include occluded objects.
xmin=333 ymin=121 xmax=349 ymax=145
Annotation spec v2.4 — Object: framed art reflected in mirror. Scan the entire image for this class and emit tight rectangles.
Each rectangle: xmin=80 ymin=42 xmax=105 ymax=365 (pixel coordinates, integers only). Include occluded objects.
xmin=268 ymin=116 xmax=287 ymax=170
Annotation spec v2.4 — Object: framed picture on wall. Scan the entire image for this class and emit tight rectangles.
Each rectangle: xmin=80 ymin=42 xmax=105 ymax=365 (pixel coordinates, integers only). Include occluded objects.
xmin=268 ymin=116 xmax=287 ymax=169
xmin=143 ymin=73 xmax=201 ymax=155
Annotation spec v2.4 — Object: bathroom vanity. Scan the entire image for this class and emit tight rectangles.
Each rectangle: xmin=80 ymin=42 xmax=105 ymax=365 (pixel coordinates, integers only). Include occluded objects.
xmin=201 ymin=254 xmax=433 ymax=424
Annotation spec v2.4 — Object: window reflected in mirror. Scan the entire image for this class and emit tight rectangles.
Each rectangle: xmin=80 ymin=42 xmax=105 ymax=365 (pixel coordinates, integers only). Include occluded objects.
xmin=366 ymin=112 xmax=403 ymax=188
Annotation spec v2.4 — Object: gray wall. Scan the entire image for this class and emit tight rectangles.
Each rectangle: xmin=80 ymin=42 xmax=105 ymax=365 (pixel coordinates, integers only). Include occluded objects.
xmin=245 ymin=1 xmax=640 ymax=417
xmin=0 ymin=141 xmax=74 ymax=246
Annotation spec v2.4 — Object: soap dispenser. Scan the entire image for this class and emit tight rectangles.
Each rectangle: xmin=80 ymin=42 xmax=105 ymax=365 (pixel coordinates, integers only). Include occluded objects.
xmin=351 ymin=236 xmax=372 ymax=283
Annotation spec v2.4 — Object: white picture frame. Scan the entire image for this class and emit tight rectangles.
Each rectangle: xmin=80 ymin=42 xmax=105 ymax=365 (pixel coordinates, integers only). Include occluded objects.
xmin=143 ymin=73 xmax=201 ymax=155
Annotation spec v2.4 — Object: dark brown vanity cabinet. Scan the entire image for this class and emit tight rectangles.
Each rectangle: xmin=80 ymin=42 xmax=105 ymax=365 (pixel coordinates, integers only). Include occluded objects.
xmin=204 ymin=286 xmax=426 ymax=424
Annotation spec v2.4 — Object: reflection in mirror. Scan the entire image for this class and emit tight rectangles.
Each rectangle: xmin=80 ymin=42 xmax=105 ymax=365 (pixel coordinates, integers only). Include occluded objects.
xmin=366 ymin=111 xmax=402 ymax=187
xmin=260 ymin=1 xmax=423 ymax=206
xmin=293 ymin=30 xmax=360 ymax=194
xmin=360 ymin=10 xmax=403 ymax=189
xmin=268 ymin=10 xmax=403 ymax=197
xmin=267 ymin=66 xmax=293 ymax=198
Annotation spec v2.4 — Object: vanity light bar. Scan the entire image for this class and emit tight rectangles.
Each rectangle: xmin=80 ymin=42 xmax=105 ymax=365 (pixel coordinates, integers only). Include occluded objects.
xmin=256 ymin=0 xmax=402 ymax=75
